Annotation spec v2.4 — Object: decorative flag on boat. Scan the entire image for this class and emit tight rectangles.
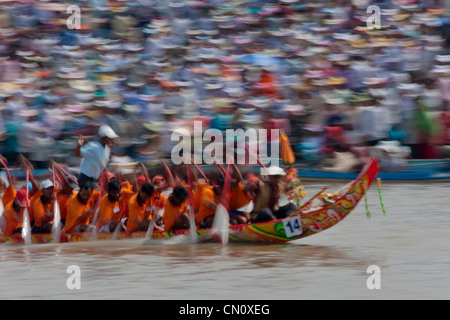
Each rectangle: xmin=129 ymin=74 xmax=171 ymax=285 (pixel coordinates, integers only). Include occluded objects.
xmin=280 ymin=129 xmax=295 ymax=166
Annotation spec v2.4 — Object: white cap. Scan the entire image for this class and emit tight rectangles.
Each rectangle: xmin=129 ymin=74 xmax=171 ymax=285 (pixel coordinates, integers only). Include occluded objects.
xmin=40 ymin=179 xmax=54 ymax=190
xmin=435 ymin=55 xmax=450 ymax=63
xmin=98 ymin=125 xmax=119 ymax=139
xmin=264 ymin=166 xmax=286 ymax=176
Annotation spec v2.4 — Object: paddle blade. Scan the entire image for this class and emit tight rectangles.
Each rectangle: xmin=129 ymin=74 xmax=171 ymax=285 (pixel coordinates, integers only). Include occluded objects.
xmin=52 ymin=201 xmax=62 ymax=243
xmin=89 ymin=207 xmax=100 ymax=241
xmin=144 ymin=206 xmax=157 ymax=241
xmin=188 ymin=205 xmax=197 ymax=243
xmin=237 ymin=200 xmax=254 ymax=213
xmin=212 ymin=203 xmax=229 ymax=245
xmin=22 ymin=208 xmax=32 ymax=245
xmin=22 ymin=170 xmax=32 ymax=245
xmin=185 ymin=164 xmax=198 ymax=243
xmin=111 ymin=222 xmax=121 ymax=240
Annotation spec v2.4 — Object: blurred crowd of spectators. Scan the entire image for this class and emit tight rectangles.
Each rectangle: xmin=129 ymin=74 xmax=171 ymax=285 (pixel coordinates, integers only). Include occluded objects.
xmin=0 ymin=0 xmax=449 ymax=170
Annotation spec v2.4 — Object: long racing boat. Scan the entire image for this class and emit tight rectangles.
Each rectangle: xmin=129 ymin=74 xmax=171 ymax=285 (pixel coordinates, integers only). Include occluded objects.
xmin=0 ymin=158 xmax=379 ymax=244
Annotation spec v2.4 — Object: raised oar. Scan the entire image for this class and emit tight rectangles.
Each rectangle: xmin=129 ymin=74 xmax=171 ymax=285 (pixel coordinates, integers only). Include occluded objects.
xmin=59 ymin=166 xmax=79 ymax=188
xmin=193 ymin=164 xmax=208 ymax=183
xmin=161 ymin=160 xmax=175 ymax=186
xmin=190 ymin=154 xmax=208 ymax=183
xmin=139 ymin=162 xmax=151 ymax=183
xmin=216 ymin=162 xmax=226 ymax=176
xmin=113 ymin=164 xmax=123 ymax=184
xmin=244 ymin=144 xmax=270 ymax=175
xmin=0 ymin=156 xmax=12 ymax=187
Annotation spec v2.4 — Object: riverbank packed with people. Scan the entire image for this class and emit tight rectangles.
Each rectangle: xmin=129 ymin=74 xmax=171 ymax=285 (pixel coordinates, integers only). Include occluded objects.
xmin=0 ymin=0 xmax=449 ymax=173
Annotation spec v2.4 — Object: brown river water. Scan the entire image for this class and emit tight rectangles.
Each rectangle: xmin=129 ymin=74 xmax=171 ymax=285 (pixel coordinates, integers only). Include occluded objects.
xmin=1 ymin=182 xmax=449 ymax=300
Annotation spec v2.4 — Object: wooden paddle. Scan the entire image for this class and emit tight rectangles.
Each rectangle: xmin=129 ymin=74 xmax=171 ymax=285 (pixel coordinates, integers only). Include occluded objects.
xmin=22 ymin=170 xmax=32 ymax=245
xmin=193 ymin=164 xmax=208 ymax=182
xmin=113 ymin=164 xmax=123 ymax=184
xmin=216 ymin=161 xmax=227 ymax=176
xmin=244 ymin=144 xmax=270 ymax=175
xmin=51 ymin=163 xmax=62 ymax=243
xmin=161 ymin=160 xmax=175 ymax=186
xmin=139 ymin=162 xmax=151 ymax=182
xmin=211 ymin=161 xmax=231 ymax=245
xmin=190 ymin=155 xmax=208 ymax=183
xmin=59 ymin=166 xmax=79 ymax=187
xmin=0 ymin=155 xmax=12 ymax=187
xmin=185 ymin=163 xmax=197 ymax=243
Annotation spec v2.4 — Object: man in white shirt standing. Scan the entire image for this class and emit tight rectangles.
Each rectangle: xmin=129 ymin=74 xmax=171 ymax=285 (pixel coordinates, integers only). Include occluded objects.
xmin=74 ymin=125 xmax=119 ymax=188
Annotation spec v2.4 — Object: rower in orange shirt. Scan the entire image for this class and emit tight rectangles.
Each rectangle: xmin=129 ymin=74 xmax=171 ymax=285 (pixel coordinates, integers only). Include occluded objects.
xmin=149 ymin=175 xmax=167 ymax=227
xmin=14 ymin=155 xmax=39 ymax=226
xmin=162 ymin=185 xmax=189 ymax=232
xmin=2 ymin=188 xmax=29 ymax=237
xmin=192 ymin=180 xmax=209 ymax=215
xmin=126 ymin=182 xmax=155 ymax=235
xmin=65 ymin=181 xmax=100 ymax=233
xmin=97 ymin=179 xmax=133 ymax=232
xmin=185 ymin=164 xmax=209 ymax=215
xmin=229 ymin=164 xmax=253 ymax=225
xmin=32 ymin=162 xmax=75 ymax=233
xmin=195 ymin=173 xmax=226 ymax=229
xmin=31 ymin=179 xmax=56 ymax=233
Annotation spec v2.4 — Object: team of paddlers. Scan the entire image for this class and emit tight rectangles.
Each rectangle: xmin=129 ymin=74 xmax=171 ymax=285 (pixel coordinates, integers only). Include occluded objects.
xmin=0 ymin=153 xmax=298 ymax=238
xmin=0 ymin=124 xmax=301 ymax=238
